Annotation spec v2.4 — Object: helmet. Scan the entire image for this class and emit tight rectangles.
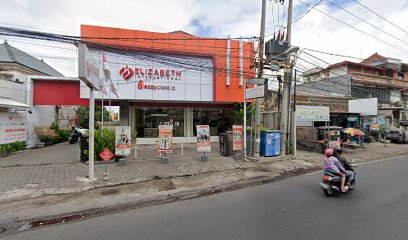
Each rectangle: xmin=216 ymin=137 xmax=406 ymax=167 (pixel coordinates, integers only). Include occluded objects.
xmin=334 ymin=147 xmax=342 ymax=155
xmin=324 ymin=148 xmax=334 ymax=157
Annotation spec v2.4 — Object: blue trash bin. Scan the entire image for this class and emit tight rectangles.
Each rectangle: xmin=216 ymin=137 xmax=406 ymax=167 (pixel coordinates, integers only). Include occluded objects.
xmin=260 ymin=130 xmax=281 ymax=157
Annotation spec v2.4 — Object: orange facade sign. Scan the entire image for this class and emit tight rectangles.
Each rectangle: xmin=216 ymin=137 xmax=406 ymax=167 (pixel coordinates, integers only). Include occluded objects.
xmin=81 ymin=25 xmax=254 ymax=103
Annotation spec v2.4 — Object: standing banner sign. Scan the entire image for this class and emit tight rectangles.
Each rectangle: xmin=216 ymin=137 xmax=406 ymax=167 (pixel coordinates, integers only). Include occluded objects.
xmin=196 ymin=125 xmax=211 ymax=152
xmin=115 ymin=126 xmax=131 ymax=156
xmin=158 ymin=125 xmax=173 ymax=153
xmin=232 ymin=125 xmax=243 ymax=151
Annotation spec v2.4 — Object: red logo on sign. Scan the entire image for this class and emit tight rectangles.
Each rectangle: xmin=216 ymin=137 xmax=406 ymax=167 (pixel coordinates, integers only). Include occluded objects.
xmin=119 ymin=65 xmax=134 ymax=80
xmin=99 ymin=148 xmax=114 ymax=161
xmin=137 ymin=80 xmax=145 ymax=90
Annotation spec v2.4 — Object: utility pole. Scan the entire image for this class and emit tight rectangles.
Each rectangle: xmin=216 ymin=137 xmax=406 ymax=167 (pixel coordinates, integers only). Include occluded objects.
xmin=254 ymin=0 xmax=267 ymax=158
xmin=280 ymin=0 xmax=293 ymax=155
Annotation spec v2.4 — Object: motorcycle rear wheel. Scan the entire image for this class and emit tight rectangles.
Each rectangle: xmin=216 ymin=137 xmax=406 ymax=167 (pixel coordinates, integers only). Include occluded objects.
xmin=323 ymin=188 xmax=334 ymax=197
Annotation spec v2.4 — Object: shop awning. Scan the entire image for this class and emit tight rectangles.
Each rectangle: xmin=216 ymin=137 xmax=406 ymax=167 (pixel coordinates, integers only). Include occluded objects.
xmin=0 ymin=97 xmax=31 ymax=108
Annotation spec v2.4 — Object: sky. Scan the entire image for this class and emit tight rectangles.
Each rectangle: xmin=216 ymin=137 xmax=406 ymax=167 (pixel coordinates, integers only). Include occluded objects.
xmin=1 ymin=0 xmax=407 ymax=77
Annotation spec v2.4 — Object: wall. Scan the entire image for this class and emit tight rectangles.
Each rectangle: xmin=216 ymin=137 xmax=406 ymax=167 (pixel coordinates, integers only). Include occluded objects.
xmin=0 ymin=79 xmax=26 ymax=103
xmin=262 ymin=111 xmax=280 ymax=129
xmin=328 ymin=66 xmax=347 ymax=78
xmin=26 ymin=105 xmax=56 ymax=147
xmin=297 ymin=75 xmax=351 ymax=96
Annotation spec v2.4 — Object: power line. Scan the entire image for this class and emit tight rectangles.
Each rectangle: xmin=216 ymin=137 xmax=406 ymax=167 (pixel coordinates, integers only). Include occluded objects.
xmin=302 ymin=48 xmax=363 ymax=60
xmin=296 ymin=0 xmax=408 ymax=54
xmin=351 ymin=0 xmax=408 ymax=36
xmin=326 ymin=0 xmax=408 ymax=47
xmin=293 ymin=0 xmax=324 ymax=23
xmin=0 ymin=25 xmax=256 ymax=41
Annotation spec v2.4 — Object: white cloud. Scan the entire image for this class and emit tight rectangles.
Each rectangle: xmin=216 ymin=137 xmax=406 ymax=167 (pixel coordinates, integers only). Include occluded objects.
xmin=0 ymin=0 xmax=407 ymax=77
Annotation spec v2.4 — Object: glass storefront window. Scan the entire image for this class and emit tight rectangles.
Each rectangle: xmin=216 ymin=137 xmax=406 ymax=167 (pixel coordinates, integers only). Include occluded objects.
xmin=135 ymin=108 xmax=184 ymax=138
xmin=193 ymin=109 xmax=233 ymax=136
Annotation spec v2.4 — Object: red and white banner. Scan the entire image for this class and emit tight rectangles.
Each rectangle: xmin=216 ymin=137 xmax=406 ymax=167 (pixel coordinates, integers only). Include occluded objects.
xmin=103 ymin=55 xmax=121 ymax=99
xmin=232 ymin=125 xmax=243 ymax=151
xmin=196 ymin=125 xmax=211 ymax=152
xmin=0 ymin=112 xmax=26 ymax=145
xmin=158 ymin=125 xmax=173 ymax=154
xmin=115 ymin=126 xmax=131 ymax=156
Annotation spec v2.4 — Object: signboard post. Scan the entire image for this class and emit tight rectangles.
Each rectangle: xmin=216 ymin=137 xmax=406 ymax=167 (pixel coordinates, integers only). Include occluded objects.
xmin=115 ymin=126 xmax=131 ymax=166
xmin=158 ymin=125 xmax=173 ymax=163
xmin=78 ymin=43 xmax=104 ymax=181
xmin=243 ymin=78 xmax=269 ymax=161
xmin=196 ymin=125 xmax=211 ymax=161
xmin=232 ymin=125 xmax=243 ymax=160
xmin=99 ymin=148 xmax=114 ymax=181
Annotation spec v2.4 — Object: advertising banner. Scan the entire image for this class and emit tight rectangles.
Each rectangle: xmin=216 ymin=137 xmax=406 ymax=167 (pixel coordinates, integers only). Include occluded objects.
xmin=232 ymin=125 xmax=243 ymax=151
xmin=158 ymin=125 xmax=173 ymax=154
xmin=0 ymin=112 xmax=26 ymax=145
xmin=196 ymin=125 xmax=211 ymax=152
xmin=115 ymin=126 xmax=131 ymax=156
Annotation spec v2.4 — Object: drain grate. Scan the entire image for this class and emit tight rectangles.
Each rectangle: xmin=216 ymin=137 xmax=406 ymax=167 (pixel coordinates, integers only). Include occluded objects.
xmin=155 ymin=179 xmax=175 ymax=192
xmin=100 ymin=189 xmax=120 ymax=196
xmin=31 ymin=214 xmax=85 ymax=228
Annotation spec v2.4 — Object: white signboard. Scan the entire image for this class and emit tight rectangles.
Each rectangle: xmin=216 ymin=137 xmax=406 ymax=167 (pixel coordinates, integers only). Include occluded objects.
xmin=115 ymin=126 xmax=131 ymax=156
xmin=349 ymin=98 xmax=378 ymax=116
xmin=78 ymin=43 xmax=103 ymax=89
xmin=80 ymin=49 xmax=214 ymax=102
xmin=245 ymin=85 xmax=266 ymax=99
xmin=0 ymin=112 xmax=26 ymax=144
xmin=296 ymin=105 xmax=329 ymax=121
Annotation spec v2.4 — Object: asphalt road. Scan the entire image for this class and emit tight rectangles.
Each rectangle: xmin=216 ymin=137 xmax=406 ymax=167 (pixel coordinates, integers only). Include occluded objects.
xmin=4 ymin=156 xmax=408 ymax=240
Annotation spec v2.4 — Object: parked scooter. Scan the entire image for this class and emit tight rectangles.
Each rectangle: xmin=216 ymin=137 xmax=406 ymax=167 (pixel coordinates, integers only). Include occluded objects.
xmin=319 ymin=160 xmax=357 ymax=197
xmin=69 ymin=126 xmax=81 ymax=144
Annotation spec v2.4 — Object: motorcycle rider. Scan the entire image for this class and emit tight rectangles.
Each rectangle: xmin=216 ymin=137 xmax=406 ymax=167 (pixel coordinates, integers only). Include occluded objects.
xmin=333 ymin=147 xmax=355 ymax=186
xmin=323 ymin=148 xmax=347 ymax=192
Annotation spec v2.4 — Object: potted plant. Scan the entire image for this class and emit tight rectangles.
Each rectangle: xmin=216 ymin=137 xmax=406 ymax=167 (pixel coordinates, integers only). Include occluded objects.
xmin=34 ymin=126 xmax=56 ymax=147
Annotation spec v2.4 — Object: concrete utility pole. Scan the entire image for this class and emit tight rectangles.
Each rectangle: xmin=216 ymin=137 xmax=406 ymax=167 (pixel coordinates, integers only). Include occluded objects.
xmin=254 ymin=0 xmax=267 ymax=158
xmin=280 ymin=0 xmax=293 ymax=155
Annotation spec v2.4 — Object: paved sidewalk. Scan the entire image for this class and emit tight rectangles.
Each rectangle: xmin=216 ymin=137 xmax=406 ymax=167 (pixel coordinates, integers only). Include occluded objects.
xmin=0 ymin=142 xmax=254 ymax=202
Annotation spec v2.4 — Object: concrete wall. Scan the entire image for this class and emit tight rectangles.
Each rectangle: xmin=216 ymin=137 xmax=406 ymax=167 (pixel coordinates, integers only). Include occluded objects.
xmin=26 ymin=105 xmax=56 ymax=147
xmin=262 ymin=111 xmax=280 ymax=129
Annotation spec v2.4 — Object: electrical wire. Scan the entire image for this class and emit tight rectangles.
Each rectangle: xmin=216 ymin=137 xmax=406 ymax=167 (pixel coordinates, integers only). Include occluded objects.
xmin=302 ymin=48 xmax=363 ymax=60
xmin=296 ymin=0 xmax=408 ymax=54
xmin=293 ymin=0 xmax=324 ymax=23
xmin=326 ymin=0 xmax=408 ymax=47
xmin=351 ymin=0 xmax=408 ymax=36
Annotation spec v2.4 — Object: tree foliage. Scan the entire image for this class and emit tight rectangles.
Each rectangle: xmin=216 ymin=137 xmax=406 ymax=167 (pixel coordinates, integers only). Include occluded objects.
xmin=75 ymin=106 xmax=110 ymax=129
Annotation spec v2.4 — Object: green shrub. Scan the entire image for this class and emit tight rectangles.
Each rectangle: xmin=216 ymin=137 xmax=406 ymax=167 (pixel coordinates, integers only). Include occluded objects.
xmin=52 ymin=129 xmax=71 ymax=144
xmin=0 ymin=141 xmax=26 ymax=156
xmin=34 ymin=126 xmax=56 ymax=144
xmin=94 ymin=128 xmax=116 ymax=161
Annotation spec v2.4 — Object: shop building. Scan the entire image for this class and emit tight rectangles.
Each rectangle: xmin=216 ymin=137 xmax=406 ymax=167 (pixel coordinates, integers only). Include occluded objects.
xmin=32 ymin=25 xmax=254 ymax=140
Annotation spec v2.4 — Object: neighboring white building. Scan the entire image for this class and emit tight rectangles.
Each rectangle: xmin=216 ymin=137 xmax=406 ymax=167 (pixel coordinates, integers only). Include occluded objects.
xmin=0 ymin=40 xmax=64 ymax=148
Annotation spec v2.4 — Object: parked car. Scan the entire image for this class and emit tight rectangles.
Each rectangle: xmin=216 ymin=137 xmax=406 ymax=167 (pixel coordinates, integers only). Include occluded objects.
xmin=385 ymin=130 xmax=408 ymax=143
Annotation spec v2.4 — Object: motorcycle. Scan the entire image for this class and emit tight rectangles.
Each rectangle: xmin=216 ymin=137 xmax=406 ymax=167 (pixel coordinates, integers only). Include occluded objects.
xmin=69 ymin=126 xmax=82 ymax=144
xmin=319 ymin=160 xmax=357 ymax=197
